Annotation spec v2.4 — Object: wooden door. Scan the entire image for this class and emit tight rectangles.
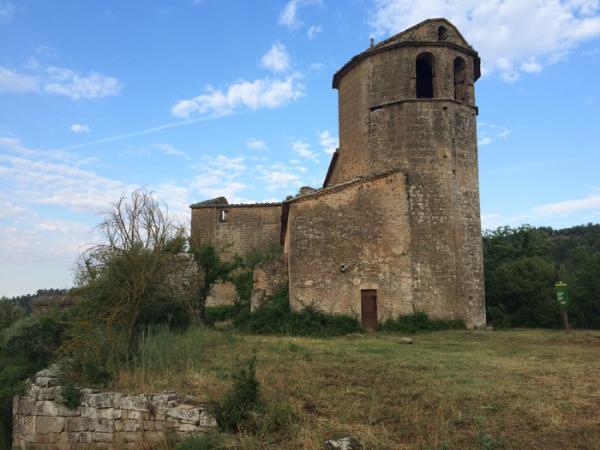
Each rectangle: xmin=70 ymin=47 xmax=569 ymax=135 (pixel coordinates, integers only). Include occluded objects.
xmin=361 ymin=290 xmax=378 ymax=330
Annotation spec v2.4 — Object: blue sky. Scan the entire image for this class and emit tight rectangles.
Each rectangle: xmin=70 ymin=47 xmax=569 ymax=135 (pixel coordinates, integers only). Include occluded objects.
xmin=1 ymin=0 xmax=599 ymax=296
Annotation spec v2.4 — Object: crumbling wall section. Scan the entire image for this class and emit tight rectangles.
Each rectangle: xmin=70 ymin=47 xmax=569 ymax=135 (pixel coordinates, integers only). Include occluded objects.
xmin=13 ymin=367 xmax=216 ymax=450
xmin=250 ymin=254 xmax=289 ymax=311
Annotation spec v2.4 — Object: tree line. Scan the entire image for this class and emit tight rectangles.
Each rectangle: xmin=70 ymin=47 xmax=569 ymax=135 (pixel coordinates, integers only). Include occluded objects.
xmin=484 ymin=223 xmax=600 ymax=328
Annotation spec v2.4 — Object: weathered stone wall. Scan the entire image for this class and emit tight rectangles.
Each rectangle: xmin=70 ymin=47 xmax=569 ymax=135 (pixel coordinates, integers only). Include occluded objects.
xmin=190 ymin=203 xmax=282 ymax=262
xmin=329 ymin=22 xmax=477 ymax=187
xmin=190 ymin=202 xmax=283 ymax=307
xmin=250 ymin=254 xmax=289 ymax=311
xmin=206 ymin=281 xmax=237 ymax=307
xmin=323 ymin=18 xmax=485 ymax=327
xmin=13 ymin=367 xmax=215 ymax=450
xmin=285 ymin=171 xmax=414 ymax=320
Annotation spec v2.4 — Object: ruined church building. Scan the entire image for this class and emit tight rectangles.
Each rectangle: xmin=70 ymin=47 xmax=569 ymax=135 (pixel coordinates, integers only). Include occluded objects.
xmin=191 ymin=19 xmax=486 ymax=329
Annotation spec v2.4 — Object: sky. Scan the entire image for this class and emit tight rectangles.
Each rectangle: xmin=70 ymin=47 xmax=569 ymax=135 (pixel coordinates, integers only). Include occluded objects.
xmin=1 ymin=0 xmax=599 ymax=297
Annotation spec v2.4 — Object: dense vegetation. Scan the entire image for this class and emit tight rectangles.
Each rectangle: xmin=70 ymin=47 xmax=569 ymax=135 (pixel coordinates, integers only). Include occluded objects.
xmin=234 ymin=288 xmax=362 ymax=337
xmin=484 ymin=224 xmax=600 ymax=329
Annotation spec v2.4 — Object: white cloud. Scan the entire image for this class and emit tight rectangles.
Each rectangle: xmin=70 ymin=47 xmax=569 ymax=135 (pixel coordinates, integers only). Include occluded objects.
xmin=534 ymin=190 xmax=600 ymax=215
xmin=262 ymin=170 xmax=301 ymax=191
xmin=478 ymin=136 xmax=492 ymax=146
xmin=307 ymin=25 xmax=322 ymax=39
xmin=521 ymin=59 xmax=543 ymax=73
xmin=0 ymin=215 xmax=95 ymax=263
xmin=246 ymin=138 xmax=267 ymax=150
xmin=292 ymin=139 xmax=318 ymax=161
xmin=150 ymin=183 xmax=191 ymax=222
xmin=0 ymin=67 xmax=38 ymax=93
xmin=0 ymin=138 xmax=133 ymax=214
xmin=153 ymin=143 xmax=189 ymax=159
xmin=171 ymin=75 xmax=303 ymax=118
xmin=261 ymin=42 xmax=291 ymax=72
xmin=44 ymin=66 xmax=122 ymax=100
xmin=70 ymin=123 xmax=90 ymax=134
xmin=190 ymin=154 xmax=251 ymax=203
xmin=319 ymin=130 xmax=338 ymax=155
xmin=369 ymin=0 xmax=600 ymax=80
xmin=0 ymin=2 xmax=14 ymax=23
xmin=0 ymin=196 xmax=26 ymax=220
xmin=279 ymin=0 xmax=321 ymax=29
xmin=0 ymin=65 xmax=122 ymax=99
xmin=478 ymin=122 xmax=510 ymax=146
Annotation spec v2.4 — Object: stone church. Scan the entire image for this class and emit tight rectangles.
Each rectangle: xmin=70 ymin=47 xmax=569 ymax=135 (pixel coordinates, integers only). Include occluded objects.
xmin=191 ymin=18 xmax=486 ymax=329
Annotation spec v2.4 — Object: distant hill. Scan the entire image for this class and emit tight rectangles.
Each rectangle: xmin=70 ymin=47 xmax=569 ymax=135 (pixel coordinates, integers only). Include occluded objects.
xmin=2 ymin=288 xmax=68 ymax=315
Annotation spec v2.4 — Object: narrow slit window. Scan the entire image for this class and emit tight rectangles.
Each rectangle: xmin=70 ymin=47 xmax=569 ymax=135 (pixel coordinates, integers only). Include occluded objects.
xmin=416 ymin=53 xmax=435 ymax=99
xmin=218 ymin=209 xmax=229 ymax=223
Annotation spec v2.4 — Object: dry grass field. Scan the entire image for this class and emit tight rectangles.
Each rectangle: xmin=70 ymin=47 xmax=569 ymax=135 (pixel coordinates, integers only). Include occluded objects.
xmin=113 ymin=328 xmax=600 ymax=450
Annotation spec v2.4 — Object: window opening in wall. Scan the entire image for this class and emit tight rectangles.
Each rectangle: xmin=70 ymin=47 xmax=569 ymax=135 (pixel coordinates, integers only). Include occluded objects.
xmin=416 ymin=53 xmax=435 ymax=99
xmin=454 ymin=57 xmax=467 ymax=102
xmin=438 ymin=26 xmax=448 ymax=41
xmin=218 ymin=209 xmax=229 ymax=223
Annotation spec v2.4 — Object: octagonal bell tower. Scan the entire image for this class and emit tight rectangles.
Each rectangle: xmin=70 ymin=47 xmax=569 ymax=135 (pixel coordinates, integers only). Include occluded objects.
xmin=325 ymin=18 xmax=485 ymax=327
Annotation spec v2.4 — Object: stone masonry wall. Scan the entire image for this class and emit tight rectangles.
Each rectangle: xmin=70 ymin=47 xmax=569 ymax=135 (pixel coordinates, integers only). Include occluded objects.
xmin=285 ymin=171 xmax=414 ymax=321
xmin=250 ymin=254 xmax=289 ymax=311
xmin=13 ymin=367 xmax=216 ymax=450
xmin=190 ymin=203 xmax=283 ymax=307
xmin=190 ymin=204 xmax=282 ymax=262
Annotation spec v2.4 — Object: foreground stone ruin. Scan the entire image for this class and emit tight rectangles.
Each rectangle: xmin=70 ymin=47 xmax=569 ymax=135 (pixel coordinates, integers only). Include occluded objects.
xmin=13 ymin=366 xmax=216 ymax=449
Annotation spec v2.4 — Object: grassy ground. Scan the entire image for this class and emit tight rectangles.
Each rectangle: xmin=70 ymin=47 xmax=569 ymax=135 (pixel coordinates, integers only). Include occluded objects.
xmin=113 ymin=328 xmax=600 ymax=449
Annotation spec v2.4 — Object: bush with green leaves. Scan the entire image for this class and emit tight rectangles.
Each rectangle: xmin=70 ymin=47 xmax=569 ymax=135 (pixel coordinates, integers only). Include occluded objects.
xmin=190 ymin=244 xmax=237 ymax=321
xmin=0 ymin=311 xmax=69 ymax=450
xmin=60 ymin=383 xmax=83 ymax=409
xmin=229 ymin=245 xmax=283 ymax=314
xmin=234 ymin=289 xmax=361 ymax=337
xmin=214 ymin=356 xmax=261 ymax=432
xmin=0 ymin=300 xmax=24 ymax=335
xmin=378 ymin=311 xmax=465 ymax=333
xmin=203 ymin=305 xmax=237 ymax=326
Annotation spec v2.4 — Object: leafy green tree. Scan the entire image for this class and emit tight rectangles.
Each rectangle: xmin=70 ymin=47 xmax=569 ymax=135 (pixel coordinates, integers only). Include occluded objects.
xmin=0 ymin=300 xmax=24 ymax=334
xmin=483 ymin=224 xmax=600 ymax=329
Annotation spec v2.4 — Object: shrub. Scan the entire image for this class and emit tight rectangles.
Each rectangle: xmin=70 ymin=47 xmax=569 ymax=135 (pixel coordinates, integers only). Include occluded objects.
xmin=214 ymin=356 xmax=261 ymax=432
xmin=229 ymin=245 xmax=283 ymax=316
xmin=234 ymin=289 xmax=361 ymax=337
xmin=60 ymin=383 xmax=82 ymax=409
xmin=378 ymin=311 xmax=465 ymax=333
xmin=204 ymin=305 xmax=237 ymax=326
xmin=0 ymin=312 xmax=69 ymax=450
xmin=0 ymin=300 xmax=24 ymax=335
xmin=486 ymin=305 xmax=512 ymax=329
xmin=2 ymin=313 xmax=67 ymax=367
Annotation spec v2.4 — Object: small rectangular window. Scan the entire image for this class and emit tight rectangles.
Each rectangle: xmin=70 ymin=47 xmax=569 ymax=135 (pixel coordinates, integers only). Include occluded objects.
xmin=218 ymin=209 xmax=229 ymax=223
